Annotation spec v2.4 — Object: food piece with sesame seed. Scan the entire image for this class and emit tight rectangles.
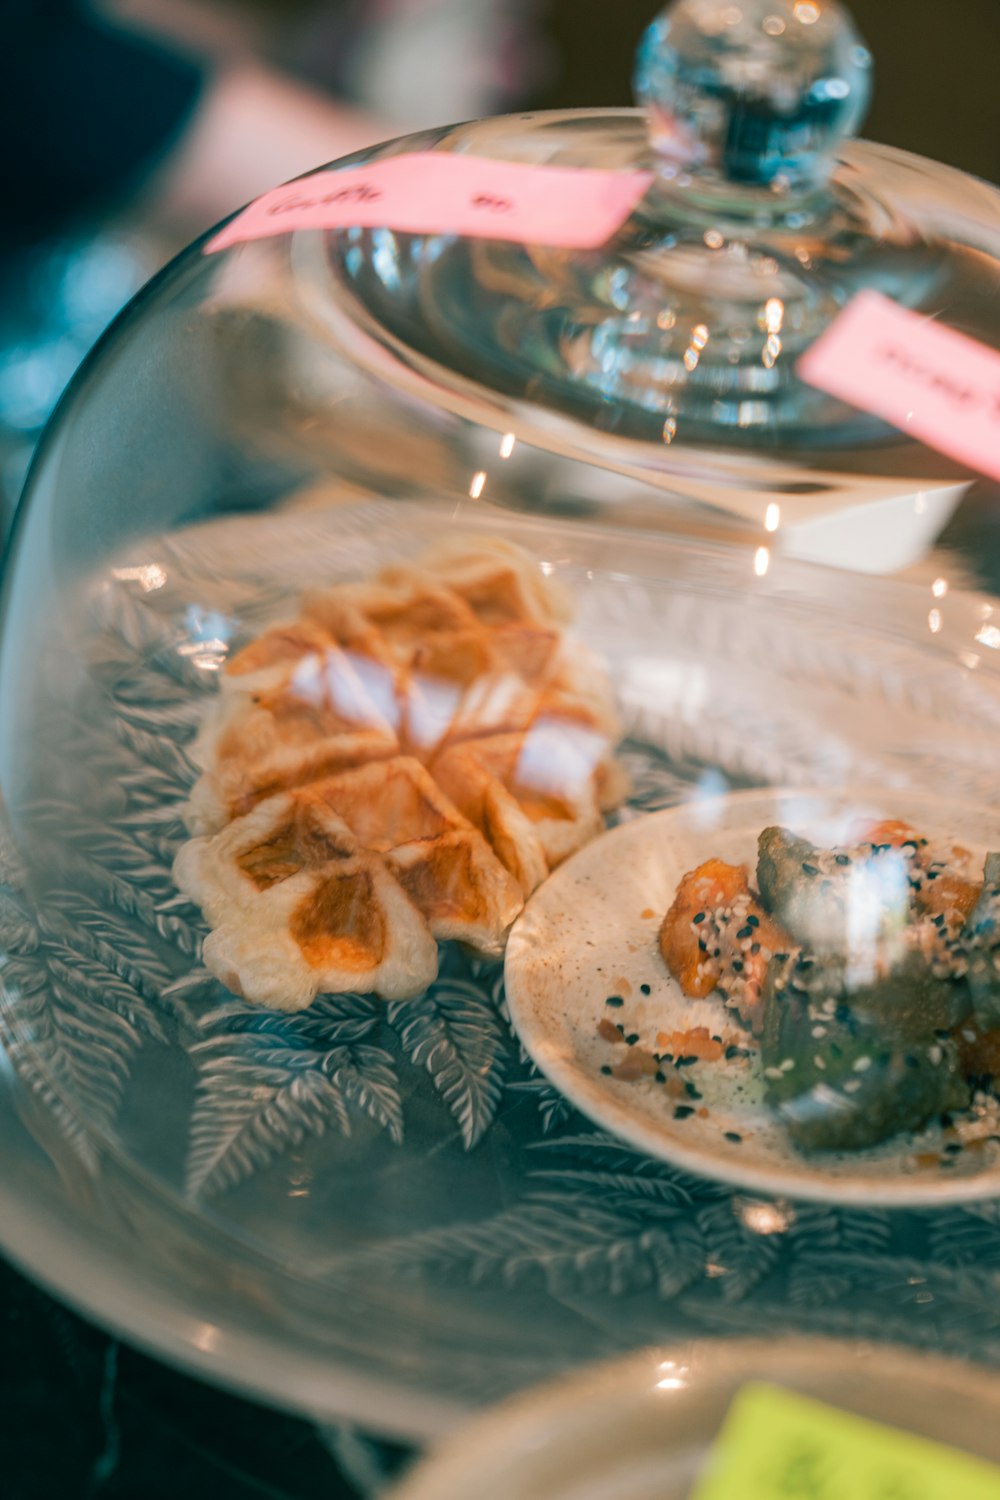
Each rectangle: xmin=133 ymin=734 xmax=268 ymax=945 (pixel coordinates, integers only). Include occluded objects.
xmin=964 ymin=853 xmax=1000 ymax=1028
xmin=761 ymin=957 xmax=969 ymax=1152
xmin=658 ymin=857 xmax=791 ymax=1033
xmin=757 ymin=826 xmax=913 ymax=958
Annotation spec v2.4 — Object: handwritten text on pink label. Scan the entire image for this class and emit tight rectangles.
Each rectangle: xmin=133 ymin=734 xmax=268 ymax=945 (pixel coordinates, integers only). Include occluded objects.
xmin=799 ymin=290 xmax=1000 ymax=483
xmin=204 ymin=153 xmax=654 ymax=255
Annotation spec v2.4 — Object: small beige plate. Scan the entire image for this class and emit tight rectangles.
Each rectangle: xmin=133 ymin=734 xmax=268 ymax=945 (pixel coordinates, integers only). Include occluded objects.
xmin=504 ymin=789 xmax=1000 ymax=1206
xmin=388 ymin=1337 xmax=1000 ymax=1500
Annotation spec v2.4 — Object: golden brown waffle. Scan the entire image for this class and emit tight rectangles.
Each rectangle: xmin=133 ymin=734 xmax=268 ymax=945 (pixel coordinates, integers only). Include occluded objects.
xmin=176 ymin=540 xmax=625 ymax=1005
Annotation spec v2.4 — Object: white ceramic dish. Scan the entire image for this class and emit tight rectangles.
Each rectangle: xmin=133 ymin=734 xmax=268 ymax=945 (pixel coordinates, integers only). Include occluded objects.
xmin=388 ymin=1337 xmax=1000 ymax=1500
xmin=505 ymin=788 xmax=1000 ymax=1206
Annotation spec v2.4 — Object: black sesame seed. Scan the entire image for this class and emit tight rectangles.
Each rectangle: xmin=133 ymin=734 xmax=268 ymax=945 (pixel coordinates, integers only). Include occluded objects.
xmin=927 ymin=870 xmax=939 ymax=881
xmin=655 ymin=1070 xmax=666 ymax=1083
xmin=747 ymin=914 xmax=759 ymax=928
xmin=835 ymin=1004 xmax=851 ymax=1024
xmin=674 ymin=1105 xmax=695 ymax=1119
xmin=944 ymin=1143 xmax=963 ymax=1155
xmin=725 ymin=1044 xmax=740 ymax=1059
xmin=693 ymin=912 xmax=706 ymax=924
xmin=835 ymin=854 xmax=850 ymax=866
xmin=605 ymin=995 xmax=624 ymax=1008
xmin=725 ymin=1131 xmax=743 ymax=1143
xmin=905 ymin=1055 xmax=920 ymax=1069
xmin=750 ymin=942 xmax=761 ymax=955
xmin=698 ymin=939 xmax=708 ymax=953
xmin=615 ymin=1023 xmax=625 ymax=1036
xmin=934 ymin=1029 xmax=951 ymax=1041
xmin=802 ymin=862 xmax=819 ymax=877
xmin=640 ymin=983 xmax=651 ymax=996
xmin=736 ymin=925 xmax=753 ymax=941
xmin=732 ymin=959 xmax=744 ymax=973
xmin=685 ymin=1083 xmax=703 ymax=1099
xmin=600 ymin=1065 xmax=612 ymax=1076
xmin=626 ymin=1033 xmax=640 ymax=1046
xmin=774 ymin=953 xmax=789 ymax=963
xmin=677 ymin=1055 xmax=699 ymax=1067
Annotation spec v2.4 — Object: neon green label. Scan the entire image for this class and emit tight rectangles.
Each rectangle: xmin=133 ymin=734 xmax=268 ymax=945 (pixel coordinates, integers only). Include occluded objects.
xmin=691 ymin=1383 xmax=1000 ymax=1500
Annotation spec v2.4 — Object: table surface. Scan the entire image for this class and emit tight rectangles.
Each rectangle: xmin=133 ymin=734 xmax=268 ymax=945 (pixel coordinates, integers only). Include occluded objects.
xmin=0 ymin=1251 xmax=416 ymax=1500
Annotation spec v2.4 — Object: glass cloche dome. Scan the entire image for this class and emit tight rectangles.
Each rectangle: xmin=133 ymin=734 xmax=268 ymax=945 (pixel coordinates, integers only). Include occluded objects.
xmin=3 ymin=0 xmax=1000 ymax=1434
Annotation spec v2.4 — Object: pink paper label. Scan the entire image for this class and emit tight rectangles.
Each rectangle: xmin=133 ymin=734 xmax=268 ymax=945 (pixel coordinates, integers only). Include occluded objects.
xmin=799 ymin=289 xmax=1000 ymax=483
xmin=204 ymin=152 xmax=654 ymax=255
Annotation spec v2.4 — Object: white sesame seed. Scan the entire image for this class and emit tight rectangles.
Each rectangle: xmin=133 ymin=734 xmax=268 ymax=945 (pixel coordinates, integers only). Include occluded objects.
xmin=814 ymin=1056 xmax=826 ymax=1070
xmin=928 ymin=1045 xmax=943 ymax=1066
xmin=853 ymin=1057 xmax=872 ymax=1072
xmin=843 ymin=1079 xmax=862 ymax=1094
xmin=811 ymin=1026 xmax=827 ymax=1039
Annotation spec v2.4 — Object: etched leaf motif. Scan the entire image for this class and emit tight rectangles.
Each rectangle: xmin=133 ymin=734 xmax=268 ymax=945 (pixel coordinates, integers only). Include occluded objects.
xmin=388 ymin=975 xmax=508 ymax=1149
xmin=42 ymin=892 xmax=176 ymax=1002
xmin=42 ymin=945 xmax=168 ymax=1046
xmin=506 ymin=1068 xmax=577 ymax=1135
xmin=695 ymin=1199 xmax=785 ymax=1303
xmin=185 ymin=1000 xmax=403 ymax=1197
xmin=186 ymin=1044 xmax=352 ymax=1199
xmin=618 ymin=745 xmax=703 ymax=816
xmin=324 ymin=1196 xmax=706 ymax=1299
xmin=1 ymin=935 xmax=144 ymax=1155
xmin=929 ymin=1203 xmax=1000 ymax=1269
xmin=326 ymin=1043 xmax=403 ymax=1145
xmin=112 ymin=716 xmax=196 ymax=786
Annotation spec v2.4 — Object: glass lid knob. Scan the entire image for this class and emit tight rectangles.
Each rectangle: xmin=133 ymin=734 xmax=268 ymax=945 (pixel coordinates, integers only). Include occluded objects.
xmin=325 ymin=0 xmax=969 ymax=459
xmin=635 ymin=0 xmax=873 ymax=209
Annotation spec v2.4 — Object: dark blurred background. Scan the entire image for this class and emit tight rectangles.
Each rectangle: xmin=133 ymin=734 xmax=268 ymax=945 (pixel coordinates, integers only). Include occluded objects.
xmin=0 ymin=0 xmax=997 ymax=544
xmin=0 ymin=2 xmax=998 ymax=1496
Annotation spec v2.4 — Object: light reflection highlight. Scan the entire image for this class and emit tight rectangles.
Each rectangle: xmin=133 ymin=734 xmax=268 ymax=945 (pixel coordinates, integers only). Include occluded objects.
xmin=655 ymin=1359 xmax=690 ymax=1392
xmin=931 ymin=577 xmax=948 ymax=598
xmin=112 ymin=563 xmax=167 ymax=592
xmin=499 ymin=432 xmax=516 ymax=459
xmin=793 ymin=1 xmax=821 ymax=22
xmin=764 ymin=502 xmax=780 ymax=532
xmin=928 ymin=608 xmax=942 ymax=634
xmin=975 ymin=624 xmax=1000 ymax=650
xmin=763 ymin=13 xmax=786 ymax=33
xmin=754 ymin=546 xmax=770 ymax=577
xmin=469 ymin=470 xmax=487 ymax=499
xmin=740 ymin=1200 xmax=794 ymax=1236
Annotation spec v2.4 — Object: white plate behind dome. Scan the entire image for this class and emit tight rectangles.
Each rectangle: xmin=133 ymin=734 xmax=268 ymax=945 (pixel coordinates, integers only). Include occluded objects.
xmin=505 ymin=788 xmax=1000 ymax=1206
xmin=388 ymin=1338 xmax=1000 ymax=1500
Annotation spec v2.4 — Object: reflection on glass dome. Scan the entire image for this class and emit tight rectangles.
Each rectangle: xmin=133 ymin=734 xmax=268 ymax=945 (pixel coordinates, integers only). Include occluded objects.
xmin=2 ymin=0 xmax=1000 ymax=1431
